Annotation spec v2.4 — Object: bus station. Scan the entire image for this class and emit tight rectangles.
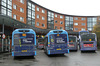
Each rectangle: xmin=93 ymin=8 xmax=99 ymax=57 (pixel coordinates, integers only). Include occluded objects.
xmin=0 ymin=0 xmax=100 ymax=66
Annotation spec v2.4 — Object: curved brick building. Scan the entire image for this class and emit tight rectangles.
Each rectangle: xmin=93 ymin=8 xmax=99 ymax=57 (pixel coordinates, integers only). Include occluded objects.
xmin=0 ymin=0 xmax=99 ymax=35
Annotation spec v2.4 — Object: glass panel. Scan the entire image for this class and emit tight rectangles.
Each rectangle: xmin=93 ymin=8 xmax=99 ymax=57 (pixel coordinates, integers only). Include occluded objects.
xmin=70 ymin=17 xmax=73 ymax=21
xmin=28 ymin=6 xmax=31 ymax=9
xmin=92 ymin=17 xmax=97 ymax=22
xmin=81 ymin=34 xmax=95 ymax=41
xmin=7 ymin=9 xmax=12 ymax=17
xmin=32 ymin=4 xmax=35 ymax=8
xmin=8 ymin=0 xmax=12 ymax=5
xmin=1 ymin=7 xmax=6 ymax=15
xmin=87 ymin=23 xmax=92 ymax=27
xmin=28 ymin=2 xmax=31 ymax=7
xmin=65 ymin=27 xmax=70 ymax=30
xmin=93 ymin=22 xmax=97 ymax=26
xmin=69 ymin=37 xmax=76 ymax=42
xmin=2 ymin=2 xmax=6 ymax=7
xmin=2 ymin=0 xmax=6 ymax=2
xmin=65 ymin=21 xmax=69 ymax=26
xmin=28 ymin=9 xmax=31 ymax=15
xmin=65 ymin=16 xmax=69 ymax=21
xmin=87 ymin=28 xmax=93 ymax=31
xmin=87 ymin=18 xmax=92 ymax=22
xmin=8 ymin=5 xmax=12 ymax=9
xmin=70 ymin=22 xmax=73 ymax=28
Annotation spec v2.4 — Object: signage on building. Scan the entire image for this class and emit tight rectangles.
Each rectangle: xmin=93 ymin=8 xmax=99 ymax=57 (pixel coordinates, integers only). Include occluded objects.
xmin=2 ymin=34 xmax=6 ymax=39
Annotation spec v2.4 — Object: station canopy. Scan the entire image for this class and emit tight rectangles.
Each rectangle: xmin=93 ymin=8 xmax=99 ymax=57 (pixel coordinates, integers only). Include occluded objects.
xmin=0 ymin=15 xmax=78 ymax=35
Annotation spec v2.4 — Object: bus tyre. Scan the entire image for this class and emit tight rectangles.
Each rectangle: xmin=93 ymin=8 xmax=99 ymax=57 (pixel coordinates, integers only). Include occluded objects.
xmin=13 ymin=56 xmax=16 ymax=59
xmin=61 ymin=54 xmax=64 ymax=56
xmin=76 ymin=50 xmax=78 ymax=51
xmin=81 ymin=51 xmax=83 ymax=53
xmin=44 ymin=49 xmax=46 ymax=53
xmin=93 ymin=50 xmax=95 ymax=52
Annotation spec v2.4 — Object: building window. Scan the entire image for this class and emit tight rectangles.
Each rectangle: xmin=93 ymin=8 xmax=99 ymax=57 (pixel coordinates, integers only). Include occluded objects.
xmin=13 ymin=4 xmax=17 ymax=9
xmin=8 ymin=9 xmax=12 ymax=17
xmin=42 ymin=24 xmax=45 ymax=27
xmin=37 ymin=15 xmax=39 ymax=18
xmin=65 ymin=16 xmax=69 ymax=21
xmin=81 ymin=28 xmax=85 ymax=31
xmin=1 ymin=7 xmax=6 ymax=15
xmin=47 ymin=11 xmax=54 ymax=29
xmin=55 ymin=26 xmax=57 ymax=29
xmin=74 ymin=17 xmax=78 ymax=20
xmin=37 ymin=7 xmax=39 ymax=11
xmin=74 ymin=28 xmax=78 ymax=31
xmin=37 ymin=22 xmax=39 ymax=26
xmin=81 ymin=18 xmax=85 ymax=20
xmin=60 ymin=16 xmax=63 ymax=19
xmin=55 ymin=14 xmax=57 ymax=17
xmin=87 ymin=18 xmax=92 ymax=21
xmin=20 ymin=8 xmax=24 ymax=13
xmin=82 ymin=23 xmax=85 ymax=26
xmin=42 ymin=9 xmax=45 ymax=13
xmin=20 ymin=0 xmax=24 ymax=4
xmin=74 ymin=23 xmax=78 ymax=25
xmin=60 ymin=21 xmax=63 ymax=24
xmin=60 ymin=27 xmax=63 ymax=29
xmin=13 ymin=14 xmax=16 ymax=19
xmin=20 ymin=17 xmax=24 ymax=22
xmin=55 ymin=20 xmax=57 ymax=23
xmin=87 ymin=28 xmax=92 ymax=31
xmin=2 ymin=0 xmax=6 ymax=2
xmin=1 ymin=1 xmax=6 ymax=7
xmin=42 ymin=17 xmax=45 ymax=20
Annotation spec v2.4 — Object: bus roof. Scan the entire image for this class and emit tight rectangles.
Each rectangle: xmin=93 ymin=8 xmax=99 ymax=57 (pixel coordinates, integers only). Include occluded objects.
xmin=79 ymin=30 xmax=89 ymax=33
xmin=69 ymin=35 xmax=77 ymax=37
xmin=81 ymin=33 xmax=96 ymax=36
xmin=12 ymin=29 xmax=35 ymax=34
xmin=45 ymin=30 xmax=68 ymax=37
xmin=13 ymin=29 xmax=34 ymax=32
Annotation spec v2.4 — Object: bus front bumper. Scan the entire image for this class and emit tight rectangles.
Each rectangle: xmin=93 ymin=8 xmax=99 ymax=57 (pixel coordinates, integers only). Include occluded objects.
xmin=12 ymin=51 xmax=36 ymax=56
xmin=47 ymin=49 xmax=69 ymax=55
xmin=81 ymin=47 xmax=97 ymax=51
xmin=69 ymin=47 xmax=78 ymax=50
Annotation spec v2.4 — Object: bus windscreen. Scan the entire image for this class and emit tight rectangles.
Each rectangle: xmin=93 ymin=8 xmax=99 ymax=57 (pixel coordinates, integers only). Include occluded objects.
xmin=38 ymin=38 xmax=44 ymax=43
xmin=80 ymin=32 xmax=89 ymax=36
xmin=69 ymin=37 xmax=76 ymax=42
xmin=81 ymin=34 xmax=95 ymax=41
xmin=50 ymin=34 xmax=67 ymax=44
xmin=14 ymin=34 xmax=34 ymax=45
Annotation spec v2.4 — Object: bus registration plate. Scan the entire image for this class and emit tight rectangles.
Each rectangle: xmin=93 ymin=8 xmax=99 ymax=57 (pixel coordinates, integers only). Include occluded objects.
xmin=69 ymin=44 xmax=74 ymax=47
xmin=57 ymin=48 xmax=61 ymax=50
xmin=84 ymin=44 xmax=93 ymax=47
xmin=22 ymin=50 xmax=27 ymax=52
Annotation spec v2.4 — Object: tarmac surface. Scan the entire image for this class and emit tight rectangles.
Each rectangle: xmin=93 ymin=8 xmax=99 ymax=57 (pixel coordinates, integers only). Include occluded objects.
xmin=0 ymin=49 xmax=100 ymax=66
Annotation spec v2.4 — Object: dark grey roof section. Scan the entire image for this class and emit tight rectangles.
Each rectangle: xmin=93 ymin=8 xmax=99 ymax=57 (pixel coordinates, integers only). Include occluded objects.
xmin=0 ymin=15 xmax=50 ymax=34
xmin=0 ymin=15 xmax=79 ymax=35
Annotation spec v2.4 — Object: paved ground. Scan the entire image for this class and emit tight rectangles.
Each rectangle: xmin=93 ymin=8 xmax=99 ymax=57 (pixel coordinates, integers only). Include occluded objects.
xmin=0 ymin=49 xmax=100 ymax=66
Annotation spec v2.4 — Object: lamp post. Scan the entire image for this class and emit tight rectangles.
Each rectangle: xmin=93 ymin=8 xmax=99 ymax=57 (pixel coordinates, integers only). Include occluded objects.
xmin=2 ymin=19 xmax=4 ymax=52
